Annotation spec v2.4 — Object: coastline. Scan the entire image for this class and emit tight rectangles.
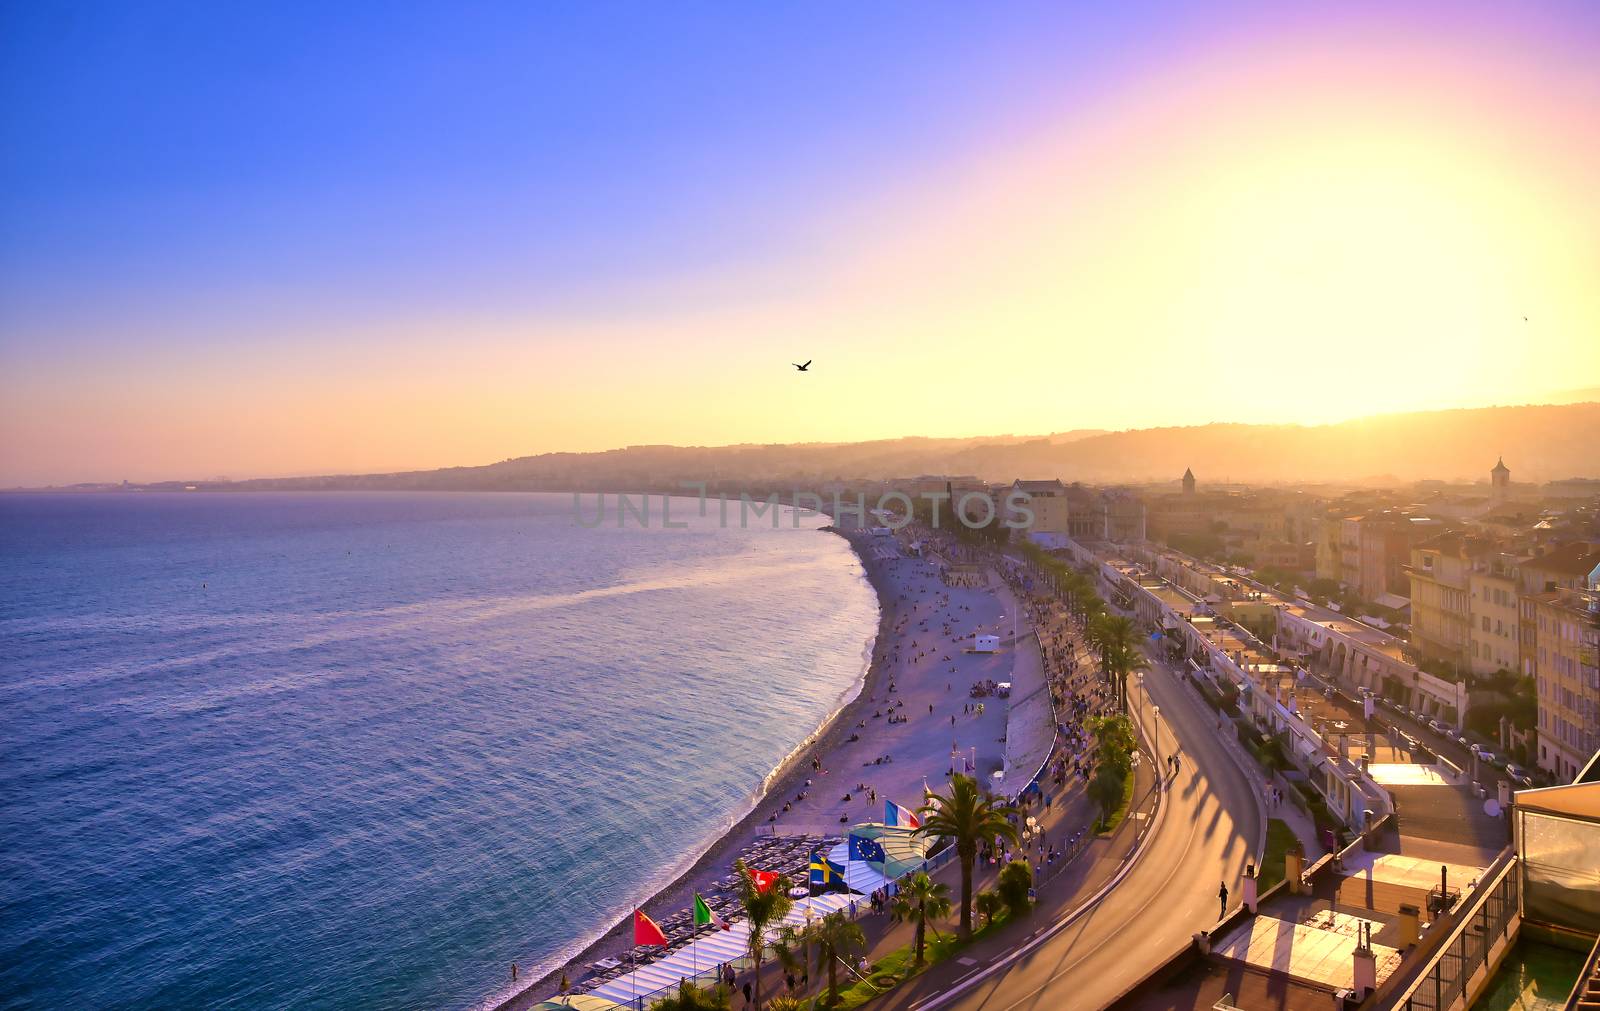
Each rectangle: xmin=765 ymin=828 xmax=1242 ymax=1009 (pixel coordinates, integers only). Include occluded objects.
xmin=487 ymin=527 xmax=897 ymax=1011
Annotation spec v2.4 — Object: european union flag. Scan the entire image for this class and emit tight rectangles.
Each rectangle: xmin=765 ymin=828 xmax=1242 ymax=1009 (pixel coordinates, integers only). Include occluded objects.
xmin=848 ymin=834 xmax=887 ymax=863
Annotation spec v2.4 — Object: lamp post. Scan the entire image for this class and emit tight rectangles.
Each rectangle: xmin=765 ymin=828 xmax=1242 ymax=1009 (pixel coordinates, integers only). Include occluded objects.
xmin=1152 ymin=704 xmax=1162 ymax=786
xmin=1137 ymin=670 xmax=1146 ymax=727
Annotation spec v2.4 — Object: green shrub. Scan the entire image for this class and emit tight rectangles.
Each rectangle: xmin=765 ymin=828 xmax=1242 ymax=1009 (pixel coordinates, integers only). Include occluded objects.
xmin=997 ymin=860 xmax=1034 ymax=918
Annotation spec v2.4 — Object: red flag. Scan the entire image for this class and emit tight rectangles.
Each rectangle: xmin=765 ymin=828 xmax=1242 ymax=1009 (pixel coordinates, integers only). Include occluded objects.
xmin=751 ymin=869 xmax=779 ymax=894
xmin=633 ymin=909 xmax=668 ymax=947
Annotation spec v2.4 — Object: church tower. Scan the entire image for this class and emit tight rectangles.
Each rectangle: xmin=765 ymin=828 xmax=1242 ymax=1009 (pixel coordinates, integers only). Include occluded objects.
xmin=1182 ymin=467 xmax=1196 ymax=495
xmin=1490 ymin=457 xmax=1510 ymax=503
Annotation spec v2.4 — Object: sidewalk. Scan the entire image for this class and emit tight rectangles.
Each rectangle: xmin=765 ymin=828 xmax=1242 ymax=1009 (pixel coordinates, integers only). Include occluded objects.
xmin=1167 ymin=662 xmax=1323 ymax=863
xmin=994 ymin=573 xmax=1054 ymax=795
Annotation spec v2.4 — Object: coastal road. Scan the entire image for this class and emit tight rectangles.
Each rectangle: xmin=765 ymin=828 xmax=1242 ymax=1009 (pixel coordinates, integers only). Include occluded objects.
xmin=875 ymin=647 xmax=1266 ymax=1011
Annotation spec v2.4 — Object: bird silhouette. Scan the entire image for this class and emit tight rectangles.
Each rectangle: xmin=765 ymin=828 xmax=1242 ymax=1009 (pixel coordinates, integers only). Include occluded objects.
xmin=793 ymin=360 xmax=812 ymax=372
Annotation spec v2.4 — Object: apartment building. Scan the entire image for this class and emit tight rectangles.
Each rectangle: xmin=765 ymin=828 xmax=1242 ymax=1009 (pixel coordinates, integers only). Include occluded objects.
xmin=1510 ymin=541 xmax=1600 ymax=782
xmin=1341 ymin=512 xmax=1439 ymax=602
xmin=1529 ymin=585 xmax=1600 ymax=782
xmin=1469 ymin=554 xmax=1521 ymax=674
xmin=1408 ymin=534 xmax=1477 ymax=668
xmin=1009 ymin=478 xmax=1070 ymax=536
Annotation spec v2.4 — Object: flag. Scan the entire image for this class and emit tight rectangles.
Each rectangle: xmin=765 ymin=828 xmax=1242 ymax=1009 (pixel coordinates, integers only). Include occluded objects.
xmin=633 ymin=909 xmax=668 ymax=947
xmin=809 ymin=849 xmax=837 ymax=892
xmin=693 ymin=893 xmax=729 ymax=931
xmin=884 ymin=799 xmax=920 ymax=829
xmin=848 ymin=834 xmax=887 ymax=863
xmin=750 ymin=869 xmax=779 ymax=893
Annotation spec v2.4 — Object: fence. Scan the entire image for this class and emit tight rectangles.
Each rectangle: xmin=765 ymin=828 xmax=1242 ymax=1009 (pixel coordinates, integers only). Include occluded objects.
xmin=1391 ymin=854 xmax=1520 ymax=1011
xmin=573 ymin=840 xmax=966 ymax=1011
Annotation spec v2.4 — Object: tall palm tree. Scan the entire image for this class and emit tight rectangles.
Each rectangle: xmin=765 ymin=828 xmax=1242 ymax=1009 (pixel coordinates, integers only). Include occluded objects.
xmin=1061 ymin=571 xmax=1092 ymax=618
xmin=1095 ymin=614 xmax=1147 ymax=712
xmin=769 ymin=922 xmax=812 ymax=993
xmin=811 ymin=909 xmax=867 ymax=1005
xmin=890 ymin=871 xmax=952 ymax=964
xmin=733 ymin=860 xmax=793 ymax=1011
xmin=916 ymin=774 xmax=1018 ymax=938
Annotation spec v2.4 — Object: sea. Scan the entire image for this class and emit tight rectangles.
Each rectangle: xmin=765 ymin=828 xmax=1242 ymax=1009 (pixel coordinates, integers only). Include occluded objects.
xmin=0 ymin=491 xmax=879 ymax=1010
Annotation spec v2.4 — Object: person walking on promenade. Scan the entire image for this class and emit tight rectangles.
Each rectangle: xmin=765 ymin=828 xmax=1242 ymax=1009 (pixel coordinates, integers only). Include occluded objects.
xmin=1218 ymin=881 xmax=1229 ymax=918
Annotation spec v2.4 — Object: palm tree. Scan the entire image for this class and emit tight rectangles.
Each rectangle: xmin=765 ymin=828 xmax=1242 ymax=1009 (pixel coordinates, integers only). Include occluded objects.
xmin=916 ymin=774 xmax=1018 ymax=938
xmin=889 ymin=870 xmax=951 ymax=965
xmin=733 ymin=860 xmax=794 ymax=1011
xmin=649 ymin=979 xmax=731 ymax=1011
xmin=812 ymin=909 xmax=867 ymax=1006
xmin=769 ymin=922 xmax=812 ymax=994
xmin=1095 ymin=614 xmax=1147 ymax=712
xmin=1061 ymin=571 xmax=1093 ymax=618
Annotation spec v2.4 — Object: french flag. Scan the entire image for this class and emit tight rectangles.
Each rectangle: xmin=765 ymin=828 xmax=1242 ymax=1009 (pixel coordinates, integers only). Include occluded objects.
xmin=884 ymin=799 xmax=920 ymax=829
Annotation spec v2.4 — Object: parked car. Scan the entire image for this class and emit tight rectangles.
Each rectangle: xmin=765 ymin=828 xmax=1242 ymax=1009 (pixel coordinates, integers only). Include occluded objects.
xmin=1477 ymin=751 xmax=1497 ymax=765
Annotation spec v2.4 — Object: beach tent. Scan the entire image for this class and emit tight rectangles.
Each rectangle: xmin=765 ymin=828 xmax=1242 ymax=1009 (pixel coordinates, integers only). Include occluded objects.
xmin=974 ymin=634 xmax=999 ymax=653
xmin=824 ymin=823 xmax=931 ymax=894
xmin=532 ymin=997 xmax=618 ymax=1011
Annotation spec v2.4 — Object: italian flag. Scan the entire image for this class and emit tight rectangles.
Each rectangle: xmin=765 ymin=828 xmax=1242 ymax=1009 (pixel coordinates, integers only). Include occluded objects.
xmin=693 ymin=893 xmax=729 ymax=931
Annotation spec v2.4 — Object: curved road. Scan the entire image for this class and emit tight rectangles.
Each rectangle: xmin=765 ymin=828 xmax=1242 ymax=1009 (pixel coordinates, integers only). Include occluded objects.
xmin=881 ymin=651 xmax=1266 ymax=1011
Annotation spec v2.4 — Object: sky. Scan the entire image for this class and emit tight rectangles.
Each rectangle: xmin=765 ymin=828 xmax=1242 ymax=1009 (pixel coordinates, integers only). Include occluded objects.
xmin=2 ymin=1 xmax=1598 ymax=486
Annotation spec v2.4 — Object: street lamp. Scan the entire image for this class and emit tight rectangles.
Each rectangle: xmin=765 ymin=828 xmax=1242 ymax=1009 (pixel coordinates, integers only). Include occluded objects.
xmin=1137 ymin=670 xmax=1146 ymax=726
xmin=1152 ymin=704 xmax=1162 ymax=784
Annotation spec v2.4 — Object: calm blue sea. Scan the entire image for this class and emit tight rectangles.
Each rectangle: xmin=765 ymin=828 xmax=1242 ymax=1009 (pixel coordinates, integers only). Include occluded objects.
xmin=0 ymin=492 xmax=877 ymax=1010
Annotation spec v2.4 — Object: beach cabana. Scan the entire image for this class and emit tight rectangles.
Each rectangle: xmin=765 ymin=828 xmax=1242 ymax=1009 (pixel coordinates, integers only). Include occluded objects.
xmin=974 ymin=634 xmax=999 ymax=653
xmin=533 ymin=997 xmax=618 ymax=1011
xmin=824 ymin=823 xmax=931 ymax=895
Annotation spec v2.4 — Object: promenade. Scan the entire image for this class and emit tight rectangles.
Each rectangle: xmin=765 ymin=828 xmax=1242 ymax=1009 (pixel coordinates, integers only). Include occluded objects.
xmin=501 ymin=527 xmax=1062 ymax=1009
xmin=884 ymin=585 xmax=1267 ymax=1011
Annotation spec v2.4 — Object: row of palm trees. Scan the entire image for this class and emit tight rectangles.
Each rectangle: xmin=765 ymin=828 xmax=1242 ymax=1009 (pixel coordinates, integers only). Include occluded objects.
xmin=1019 ymin=542 xmax=1148 ymax=713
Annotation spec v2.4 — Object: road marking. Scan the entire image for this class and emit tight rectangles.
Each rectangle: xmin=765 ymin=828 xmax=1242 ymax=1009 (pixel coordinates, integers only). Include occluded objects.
xmin=912 ymin=660 xmax=1267 ymax=1011
xmin=908 ymin=778 xmax=1167 ymax=1011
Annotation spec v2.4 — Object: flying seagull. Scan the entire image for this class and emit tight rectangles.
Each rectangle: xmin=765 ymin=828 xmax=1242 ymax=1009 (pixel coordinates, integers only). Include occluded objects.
xmin=793 ymin=360 xmax=811 ymax=372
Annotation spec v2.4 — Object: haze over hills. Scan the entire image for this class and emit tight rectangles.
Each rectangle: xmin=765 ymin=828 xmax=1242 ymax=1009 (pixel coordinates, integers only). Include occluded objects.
xmin=47 ymin=402 xmax=1600 ymax=493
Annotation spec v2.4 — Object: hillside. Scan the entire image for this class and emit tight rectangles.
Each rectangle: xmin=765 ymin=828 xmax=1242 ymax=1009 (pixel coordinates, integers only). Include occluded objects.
xmin=114 ymin=403 xmax=1599 ymax=493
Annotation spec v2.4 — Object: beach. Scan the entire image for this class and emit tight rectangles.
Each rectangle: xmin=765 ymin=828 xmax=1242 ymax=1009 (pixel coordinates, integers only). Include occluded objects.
xmin=490 ymin=526 xmax=1049 ymax=1010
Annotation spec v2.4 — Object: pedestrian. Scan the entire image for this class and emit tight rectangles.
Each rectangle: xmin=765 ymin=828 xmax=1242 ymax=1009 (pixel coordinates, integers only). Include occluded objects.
xmin=1218 ymin=881 xmax=1229 ymax=918
xmin=743 ymin=981 xmax=753 ymax=1006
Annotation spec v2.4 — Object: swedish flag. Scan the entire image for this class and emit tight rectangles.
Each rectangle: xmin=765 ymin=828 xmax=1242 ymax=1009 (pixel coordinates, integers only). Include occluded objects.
xmin=809 ymin=848 xmax=837 ymax=892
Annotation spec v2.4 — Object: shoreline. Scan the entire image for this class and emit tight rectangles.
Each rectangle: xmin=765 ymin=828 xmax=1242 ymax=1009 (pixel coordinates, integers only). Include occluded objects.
xmin=486 ymin=527 xmax=898 ymax=1011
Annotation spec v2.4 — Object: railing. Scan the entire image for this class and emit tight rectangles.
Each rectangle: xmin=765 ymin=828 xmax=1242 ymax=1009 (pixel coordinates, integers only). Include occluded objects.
xmin=1391 ymin=854 xmax=1520 ymax=1011
xmin=569 ymin=841 xmax=967 ymax=1011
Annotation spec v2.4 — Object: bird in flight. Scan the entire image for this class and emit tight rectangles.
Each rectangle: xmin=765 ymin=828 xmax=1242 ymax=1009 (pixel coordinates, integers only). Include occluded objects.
xmin=793 ymin=360 xmax=812 ymax=372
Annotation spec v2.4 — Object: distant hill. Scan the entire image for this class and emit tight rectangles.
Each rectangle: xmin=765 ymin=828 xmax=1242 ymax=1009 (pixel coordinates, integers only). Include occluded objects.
xmin=102 ymin=403 xmax=1600 ymax=493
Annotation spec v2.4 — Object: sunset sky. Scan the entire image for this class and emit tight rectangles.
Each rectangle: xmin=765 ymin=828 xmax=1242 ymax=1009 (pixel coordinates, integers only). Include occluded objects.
xmin=3 ymin=1 xmax=1598 ymax=485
